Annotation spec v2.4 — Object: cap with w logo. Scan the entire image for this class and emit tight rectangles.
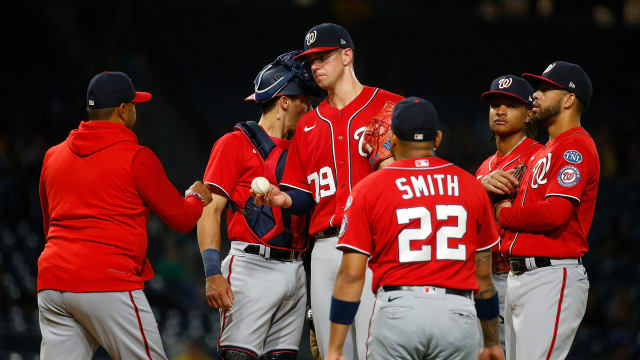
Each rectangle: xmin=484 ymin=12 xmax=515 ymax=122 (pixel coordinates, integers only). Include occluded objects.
xmin=294 ymin=23 xmax=354 ymax=60
xmin=522 ymin=61 xmax=592 ymax=105
xmin=481 ymin=75 xmax=535 ymax=106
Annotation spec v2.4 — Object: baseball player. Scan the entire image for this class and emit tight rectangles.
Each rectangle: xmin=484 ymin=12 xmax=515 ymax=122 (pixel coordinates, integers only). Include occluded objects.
xmin=495 ymin=61 xmax=598 ymax=360
xmin=37 ymin=71 xmax=212 ymax=360
xmin=327 ymin=97 xmax=504 ymax=360
xmin=476 ymin=75 xmax=543 ymax=350
xmin=197 ymin=51 xmax=321 ymax=360
xmin=254 ymin=23 xmax=404 ymax=360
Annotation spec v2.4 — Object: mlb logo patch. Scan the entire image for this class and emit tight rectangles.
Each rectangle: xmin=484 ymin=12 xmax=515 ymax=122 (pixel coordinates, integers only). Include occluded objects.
xmin=423 ymin=286 xmax=437 ymax=294
xmin=415 ymin=159 xmax=429 ymax=167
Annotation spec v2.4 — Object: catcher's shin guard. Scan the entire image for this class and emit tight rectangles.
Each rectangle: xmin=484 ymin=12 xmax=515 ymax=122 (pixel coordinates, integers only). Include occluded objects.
xmin=259 ymin=349 xmax=298 ymax=360
xmin=219 ymin=346 xmax=258 ymax=360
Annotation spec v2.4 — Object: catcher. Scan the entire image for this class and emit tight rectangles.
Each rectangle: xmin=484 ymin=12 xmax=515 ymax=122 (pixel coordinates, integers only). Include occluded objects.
xmin=197 ymin=50 xmax=322 ymax=360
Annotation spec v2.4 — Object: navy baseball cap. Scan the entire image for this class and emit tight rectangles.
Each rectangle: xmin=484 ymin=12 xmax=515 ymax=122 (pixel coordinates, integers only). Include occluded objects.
xmin=87 ymin=71 xmax=151 ymax=109
xmin=522 ymin=61 xmax=592 ymax=105
xmin=245 ymin=50 xmax=325 ymax=101
xmin=481 ymin=75 xmax=534 ymax=107
xmin=294 ymin=23 xmax=354 ymax=60
xmin=391 ymin=97 xmax=439 ymax=142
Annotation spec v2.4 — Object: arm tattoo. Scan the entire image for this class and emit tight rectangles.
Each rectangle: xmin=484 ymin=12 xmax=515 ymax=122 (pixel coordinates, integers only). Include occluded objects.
xmin=474 ymin=250 xmax=496 ymax=299
xmin=475 ymin=250 xmax=492 ymax=267
xmin=480 ymin=317 xmax=500 ymax=347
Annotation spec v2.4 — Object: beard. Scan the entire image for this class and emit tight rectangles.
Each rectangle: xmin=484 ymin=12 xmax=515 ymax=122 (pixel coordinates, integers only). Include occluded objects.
xmin=531 ymin=98 xmax=562 ymax=127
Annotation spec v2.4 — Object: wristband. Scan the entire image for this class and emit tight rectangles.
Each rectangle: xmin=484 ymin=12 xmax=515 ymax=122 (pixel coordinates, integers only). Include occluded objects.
xmin=329 ymin=296 xmax=360 ymax=325
xmin=187 ymin=192 xmax=206 ymax=206
xmin=475 ymin=292 xmax=499 ymax=320
xmin=201 ymin=248 xmax=222 ymax=277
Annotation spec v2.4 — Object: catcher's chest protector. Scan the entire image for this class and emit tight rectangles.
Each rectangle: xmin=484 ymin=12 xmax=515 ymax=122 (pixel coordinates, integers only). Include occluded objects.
xmin=234 ymin=121 xmax=308 ymax=250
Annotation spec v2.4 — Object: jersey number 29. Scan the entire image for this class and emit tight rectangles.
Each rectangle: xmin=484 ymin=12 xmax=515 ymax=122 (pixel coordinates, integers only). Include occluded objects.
xmin=395 ymin=205 xmax=467 ymax=263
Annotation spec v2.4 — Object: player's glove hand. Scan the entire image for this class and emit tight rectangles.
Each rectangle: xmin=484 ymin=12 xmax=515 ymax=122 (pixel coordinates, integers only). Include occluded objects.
xmin=205 ymin=274 xmax=234 ymax=309
xmin=363 ymin=101 xmax=396 ymax=170
xmin=483 ymin=163 xmax=526 ymax=201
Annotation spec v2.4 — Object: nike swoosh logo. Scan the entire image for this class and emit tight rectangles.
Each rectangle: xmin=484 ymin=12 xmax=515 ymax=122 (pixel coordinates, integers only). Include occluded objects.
xmin=388 ymin=296 xmax=402 ymax=302
xmin=304 ymin=124 xmax=316 ymax=132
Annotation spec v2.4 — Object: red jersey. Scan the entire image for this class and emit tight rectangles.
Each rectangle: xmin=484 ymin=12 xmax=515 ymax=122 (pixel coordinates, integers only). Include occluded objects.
xmin=203 ymin=122 xmax=308 ymax=251
xmin=337 ymin=157 xmax=499 ymax=292
xmin=281 ymin=86 xmax=403 ymax=235
xmin=38 ymin=121 xmax=203 ymax=292
xmin=500 ymin=127 xmax=600 ymax=258
xmin=475 ymin=137 xmax=542 ymax=253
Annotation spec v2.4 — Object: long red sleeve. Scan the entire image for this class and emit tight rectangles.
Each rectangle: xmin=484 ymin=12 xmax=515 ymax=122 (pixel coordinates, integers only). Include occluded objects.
xmin=39 ymin=169 xmax=50 ymax=237
xmin=498 ymin=196 xmax=574 ymax=231
xmin=131 ymin=148 xmax=203 ymax=233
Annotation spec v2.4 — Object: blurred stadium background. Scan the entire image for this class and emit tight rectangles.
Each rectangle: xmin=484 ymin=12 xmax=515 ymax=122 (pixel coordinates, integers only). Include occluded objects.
xmin=2 ymin=0 xmax=639 ymax=359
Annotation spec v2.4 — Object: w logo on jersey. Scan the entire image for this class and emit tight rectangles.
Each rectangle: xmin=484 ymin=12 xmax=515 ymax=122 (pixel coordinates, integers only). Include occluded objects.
xmin=353 ymin=126 xmax=368 ymax=157
xmin=531 ymin=152 xmax=552 ymax=189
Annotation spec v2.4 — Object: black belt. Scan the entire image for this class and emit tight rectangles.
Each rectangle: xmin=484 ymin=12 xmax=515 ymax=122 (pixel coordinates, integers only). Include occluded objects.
xmin=381 ymin=285 xmax=473 ymax=300
xmin=508 ymin=257 xmax=582 ymax=275
xmin=315 ymin=227 xmax=339 ymax=239
xmin=243 ymin=244 xmax=303 ymax=262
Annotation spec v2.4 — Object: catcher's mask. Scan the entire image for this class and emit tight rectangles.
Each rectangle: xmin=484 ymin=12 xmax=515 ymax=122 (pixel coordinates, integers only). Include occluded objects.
xmin=245 ymin=50 xmax=325 ymax=102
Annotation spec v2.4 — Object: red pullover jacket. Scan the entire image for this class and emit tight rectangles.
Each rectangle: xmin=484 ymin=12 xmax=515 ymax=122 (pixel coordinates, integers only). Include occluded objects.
xmin=38 ymin=121 xmax=203 ymax=292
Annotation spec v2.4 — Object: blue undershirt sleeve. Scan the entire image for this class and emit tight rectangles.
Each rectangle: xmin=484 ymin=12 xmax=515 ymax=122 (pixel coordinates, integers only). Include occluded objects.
xmin=285 ymin=188 xmax=315 ymax=215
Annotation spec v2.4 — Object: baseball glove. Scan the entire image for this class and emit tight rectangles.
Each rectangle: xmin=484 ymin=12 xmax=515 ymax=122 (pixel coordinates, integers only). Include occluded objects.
xmin=364 ymin=101 xmax=396 ymax=169
xmin=494 ymin=163 xmax=527 ymax=202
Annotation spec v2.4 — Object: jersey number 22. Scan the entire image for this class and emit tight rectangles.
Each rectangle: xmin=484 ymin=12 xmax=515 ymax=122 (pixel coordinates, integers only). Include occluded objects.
xmin=396 ymin=205 xmax=467 ymax=262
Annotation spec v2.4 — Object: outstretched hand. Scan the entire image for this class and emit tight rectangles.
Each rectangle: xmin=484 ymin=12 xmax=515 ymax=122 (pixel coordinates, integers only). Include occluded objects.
xmin=252 ymin=184 xmax=292 ymax=208
xmin=186 ymin=181 xmax=213 ymax=206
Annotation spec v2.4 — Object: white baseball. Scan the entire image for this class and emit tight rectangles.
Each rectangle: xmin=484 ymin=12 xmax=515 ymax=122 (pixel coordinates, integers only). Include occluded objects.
xmin=251 ymin=177 xmax=271 ymax=196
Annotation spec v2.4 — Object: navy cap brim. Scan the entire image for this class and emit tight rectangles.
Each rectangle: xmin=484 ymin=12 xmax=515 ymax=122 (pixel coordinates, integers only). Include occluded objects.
xmin=132 ymin=91 xmax=152 ymax=103
xmin=294 ymin=46 xmax=340 ymax=60
xmin=480 ymin=90 xmax=530 ymax=105
xmin=522 ymin=73 xmax=565 ymax=90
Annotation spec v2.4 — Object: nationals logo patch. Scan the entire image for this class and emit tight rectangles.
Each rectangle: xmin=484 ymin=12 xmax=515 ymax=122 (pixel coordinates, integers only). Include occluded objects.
xmin=557 ymin=165 xmax=581 ymax=187
xmin=563 ymin=150 xmax=583 ymax=164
